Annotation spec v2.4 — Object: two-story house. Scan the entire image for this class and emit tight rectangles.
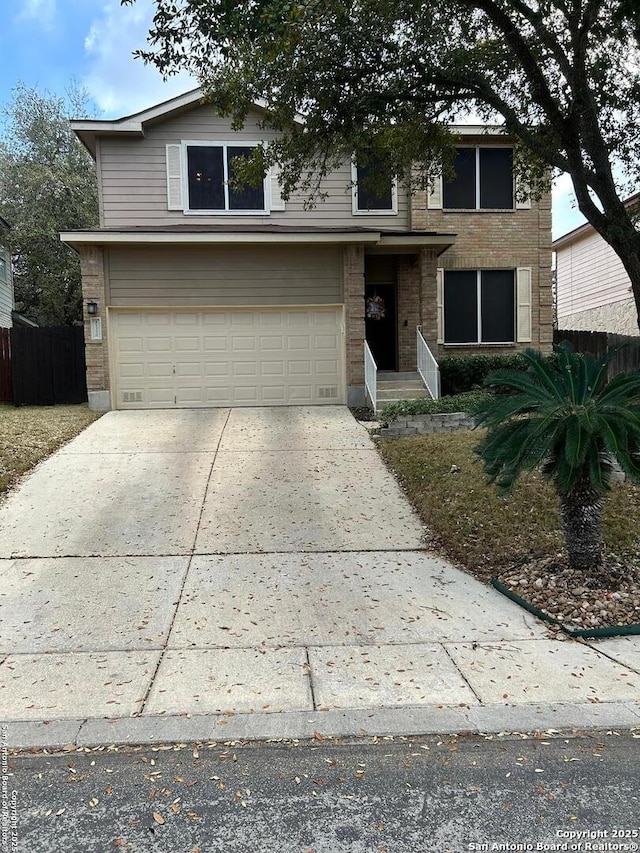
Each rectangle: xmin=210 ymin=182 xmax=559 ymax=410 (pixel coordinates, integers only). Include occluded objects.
xmin=61 ymin=88 xmax=552 ymax=411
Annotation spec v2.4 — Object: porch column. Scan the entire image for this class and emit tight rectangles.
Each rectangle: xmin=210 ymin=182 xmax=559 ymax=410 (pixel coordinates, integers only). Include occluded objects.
xmin=419 ymin=248 xmax=439 ymax=353
xmin=397 ymin=255 xmax=421 ymax=372
xmin=344 ymin=243 xmax=366 ymax=405
xmin=79 ymin=245 xmax=111 ymax=411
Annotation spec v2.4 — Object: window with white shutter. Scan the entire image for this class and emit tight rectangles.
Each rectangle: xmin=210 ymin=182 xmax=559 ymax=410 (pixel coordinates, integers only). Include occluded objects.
xmin=166 ymin=144 xmax=183 ymax=210
xmin=428 ymin=174 xmax=443 ymax=209
xmin=442 ymin=269 xmax=517 ymax=344
xmin=269 ymin=165 xmax=286 ymax=211
xmin=516 ymin=267 xmax=532 ymax=342
xmin=166 ymin=141 xmax=269 ymax=213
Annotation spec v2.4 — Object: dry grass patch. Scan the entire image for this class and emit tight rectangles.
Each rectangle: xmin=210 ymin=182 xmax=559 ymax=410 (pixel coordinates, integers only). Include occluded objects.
xmin=378 ymin=431 xmax=640 ymax=584
xmin=0 ymin=404 xmax=102 ymax=496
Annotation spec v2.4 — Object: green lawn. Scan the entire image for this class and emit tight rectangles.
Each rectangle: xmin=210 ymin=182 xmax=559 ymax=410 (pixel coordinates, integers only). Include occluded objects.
xmin=0 ymin=404 xmax=102 ymax=496
xmin=378 ymin=431 xmax=640 ymax=583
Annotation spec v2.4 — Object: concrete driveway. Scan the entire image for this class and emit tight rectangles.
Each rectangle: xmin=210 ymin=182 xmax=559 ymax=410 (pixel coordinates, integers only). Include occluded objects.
xmin=1 ymin=406 xmax=640 ymax=748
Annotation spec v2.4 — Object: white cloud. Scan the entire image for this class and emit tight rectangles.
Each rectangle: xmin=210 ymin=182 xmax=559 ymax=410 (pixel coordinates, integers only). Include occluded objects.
xmin=17 ymin=0 xmax=57 ymax=28
xmin=82 ymin=0 xmax=195 ymax=118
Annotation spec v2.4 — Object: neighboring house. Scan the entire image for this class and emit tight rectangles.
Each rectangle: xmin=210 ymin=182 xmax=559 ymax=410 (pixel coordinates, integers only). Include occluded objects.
xmin=0 ymin=216 xmax=14 ymax=329
xmin=62 ymin=88 xmax=552 ymax=411
xmin=554 ymin=192 xmax=640 ymax=336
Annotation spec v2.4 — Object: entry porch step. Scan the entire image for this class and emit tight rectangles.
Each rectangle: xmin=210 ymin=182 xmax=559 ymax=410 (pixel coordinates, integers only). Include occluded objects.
xmin=373 ymin=371 xmax=432 ymax=408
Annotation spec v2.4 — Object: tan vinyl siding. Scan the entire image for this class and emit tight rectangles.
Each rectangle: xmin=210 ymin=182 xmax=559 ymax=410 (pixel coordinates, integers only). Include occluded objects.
xmin=556 ymin=229 xmax=633 ymax=319
xmin=99 ymin=106 xmax=409 ymax=229
xmin=106 ymin=245 xmax=343 ymax=307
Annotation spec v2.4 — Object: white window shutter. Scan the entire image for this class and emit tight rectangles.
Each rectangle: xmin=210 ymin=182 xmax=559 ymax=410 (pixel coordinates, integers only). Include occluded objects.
xmin=166 ymin=144 xmax=183 ymax=210
xmin=516 ymin=267 xmax=532 ymax=342
xmin=428 ymin=173 xmax=443 ymax=209
xmin=437 ymin=268 xmax=444 ymax=344
xmin=515 ymin=176 xmax=531 ymax=210
xmin=269 ymin=165 xmax=286 ymax=211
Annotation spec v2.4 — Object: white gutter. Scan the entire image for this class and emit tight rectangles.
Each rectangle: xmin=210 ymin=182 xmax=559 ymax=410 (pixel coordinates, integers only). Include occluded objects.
xmin=61 ymin=230 xmax=383 ymax=246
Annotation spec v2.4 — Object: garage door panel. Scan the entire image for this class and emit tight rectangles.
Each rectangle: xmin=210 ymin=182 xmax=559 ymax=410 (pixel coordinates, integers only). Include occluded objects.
xmin=262 ymin=385 xmax=287 ymax=402
xmin=203 ymin=314 xmax=230 ymax=328
xmin=112 ymin=308 xmax=344 ymax=409
xmin=176 ymin=340 xmax=202 ymax=355
xmin=118 ymin=336 xmax=144 ymax=353
xmin=288 ymin=336 xmax=311 ymax=350
xmin=233 ymin=386 xmax=259 ymax=403
xmin=147 ymin=388 xmax=176 ymax=405
xmin=261 ymin=362 xmax=285 ymax=376
xmin=260 ymin=336 xmax=284 ymax=350
xmin=316 ymin=360 xmax=339 ymax=375
xmin=176 ymin=362 xmax=203 ymax=378
xmin=175 ymin=313 xmax=199 ymax=326
xmin=205 ymin=387 xmax=233 ymax=404
xmin=147 ymin=337 xmax=173 ymax=353
xmin=288 ymin=361 xmax=312 ymax=375
xmin=148 ymin=362 xmax=174 ymax=378
xmin=147 ymin=313 xmax=171 ymax=327
xmin=315 ymin=334 xmax=339 ymax=349
xmin=205 ymin=362 xmax=231 ymax=377
xmin=204 ymin=337 xmax=229 ymax=351
xmin=232 ymin=362 xmax=258 ymax=377
xmin=119 ymin=363 xmax=145 ymax=378
xmin=289 ymin=385 xmax=314 ymax=402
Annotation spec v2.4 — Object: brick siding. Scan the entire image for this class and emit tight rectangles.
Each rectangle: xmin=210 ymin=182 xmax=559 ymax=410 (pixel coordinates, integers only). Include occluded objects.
xmin=79 ymin=245 xmax=110 ymax=393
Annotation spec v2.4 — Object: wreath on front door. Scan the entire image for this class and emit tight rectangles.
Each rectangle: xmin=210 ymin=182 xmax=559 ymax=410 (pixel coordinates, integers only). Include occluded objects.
xmin=366 ymin=294 xmax=386 ymax=320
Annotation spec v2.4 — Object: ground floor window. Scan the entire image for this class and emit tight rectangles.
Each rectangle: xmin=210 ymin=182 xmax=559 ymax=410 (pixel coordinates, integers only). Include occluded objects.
xmin=444 ymin=269 xmax=515 ymax=344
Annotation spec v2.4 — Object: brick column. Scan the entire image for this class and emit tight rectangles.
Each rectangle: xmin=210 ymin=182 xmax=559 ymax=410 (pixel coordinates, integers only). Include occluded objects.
xmin=419 ymin=248 xmax=439 ymax=352
xmin=396 ymin=256 xmax=420 ymax=371
xmin=343 ymin=244 xmax=366 ymax=405
xmin=79 ymin=245 xmax=111 ymax=411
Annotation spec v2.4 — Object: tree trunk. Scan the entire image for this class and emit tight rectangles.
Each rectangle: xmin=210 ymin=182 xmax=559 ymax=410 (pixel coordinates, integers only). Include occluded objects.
xmin=558 ymin=477 xmax=603 ymax=573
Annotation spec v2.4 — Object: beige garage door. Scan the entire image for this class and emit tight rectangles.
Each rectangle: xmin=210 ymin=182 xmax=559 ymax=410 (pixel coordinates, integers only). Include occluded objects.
xmin=111 ymin=307 xmax=345 ymax=409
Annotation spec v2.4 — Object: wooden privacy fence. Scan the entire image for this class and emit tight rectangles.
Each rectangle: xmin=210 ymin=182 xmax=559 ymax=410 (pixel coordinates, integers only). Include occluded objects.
xmin=554 ymin=329 xmax=640 ymax=378
xmin=10 ymin=325 xmax=87 ymax=406
xmin=0 ymin=328 xmax=11 ymax=402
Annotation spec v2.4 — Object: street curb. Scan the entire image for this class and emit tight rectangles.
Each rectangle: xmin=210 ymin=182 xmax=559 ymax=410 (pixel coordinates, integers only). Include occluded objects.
xmin=6 ymin=701 xmax=640 ymax=750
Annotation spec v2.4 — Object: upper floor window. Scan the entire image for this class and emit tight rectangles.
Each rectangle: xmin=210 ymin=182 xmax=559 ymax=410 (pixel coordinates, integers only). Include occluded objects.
xmin=0 ymin=255 xmax=6 ymax=284
xmin=443 ymin=147 xmax=514 ymax=210
xmin=352 ymin=163 xmax=397 ymax=215
xmin=185 ymin=143 xmax=266 ymax=213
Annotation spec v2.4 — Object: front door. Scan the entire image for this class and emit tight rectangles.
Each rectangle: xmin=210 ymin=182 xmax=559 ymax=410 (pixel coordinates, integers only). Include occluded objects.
xmin=365 ymin=283 xmax=397 ymax=370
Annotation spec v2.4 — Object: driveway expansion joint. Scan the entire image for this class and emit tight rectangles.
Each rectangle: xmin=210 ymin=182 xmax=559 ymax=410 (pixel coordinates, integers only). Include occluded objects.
xmin=441 ymin=642 xmax=484 ymax=705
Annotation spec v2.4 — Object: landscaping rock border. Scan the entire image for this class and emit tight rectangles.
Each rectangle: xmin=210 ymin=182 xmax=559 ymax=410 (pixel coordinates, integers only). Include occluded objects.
xmin=379 ymin=412 xmax=475 ymax=437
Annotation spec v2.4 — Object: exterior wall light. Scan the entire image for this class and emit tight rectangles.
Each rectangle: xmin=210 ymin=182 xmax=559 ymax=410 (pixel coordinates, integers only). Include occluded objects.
xmin=87 ymin=300 xmax=98 ymax=315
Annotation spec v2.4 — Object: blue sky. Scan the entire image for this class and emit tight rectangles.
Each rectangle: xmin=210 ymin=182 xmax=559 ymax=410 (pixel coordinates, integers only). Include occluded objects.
xmin=0 ymin=0 xmax=584 ymax=239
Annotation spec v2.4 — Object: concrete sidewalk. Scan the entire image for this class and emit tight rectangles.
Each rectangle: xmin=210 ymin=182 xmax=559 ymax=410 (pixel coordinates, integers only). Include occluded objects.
xmin=1 ymin=407 xmax=639 ymax=749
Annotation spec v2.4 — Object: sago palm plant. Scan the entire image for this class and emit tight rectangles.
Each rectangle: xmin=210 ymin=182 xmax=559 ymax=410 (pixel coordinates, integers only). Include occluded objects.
xmin=474 ymin=343 xmax=640 ymax=573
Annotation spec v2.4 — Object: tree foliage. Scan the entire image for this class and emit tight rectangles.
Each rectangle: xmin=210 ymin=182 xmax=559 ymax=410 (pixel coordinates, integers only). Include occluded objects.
xmin=123 ymin=0 xmax=640 ymax=320
xmin=0 ymin=84 xmax=99 ymax=326
xmin=474 ymin=343 xmax=640 ymax=571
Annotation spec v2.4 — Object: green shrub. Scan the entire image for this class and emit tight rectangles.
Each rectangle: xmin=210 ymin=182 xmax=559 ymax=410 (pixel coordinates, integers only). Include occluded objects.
xmin=439 ymin=352 xmax=560 ymax=395
xmin=379 ymin=390 xmax=492 ymax=425
xmin=439 ymin=354 xmax=529 ymax=395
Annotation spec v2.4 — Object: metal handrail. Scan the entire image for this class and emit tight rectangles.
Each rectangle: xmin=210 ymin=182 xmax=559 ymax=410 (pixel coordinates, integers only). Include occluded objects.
xmin=416 ymin=326 xmax=440 ymax=400
xmin=364 ymin=340 xmax=377 ymax=411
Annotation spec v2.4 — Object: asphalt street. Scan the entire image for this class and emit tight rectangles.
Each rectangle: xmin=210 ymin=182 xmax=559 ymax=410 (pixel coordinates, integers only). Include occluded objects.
xmin=4 ymin=732 xmax=640 ymax=853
